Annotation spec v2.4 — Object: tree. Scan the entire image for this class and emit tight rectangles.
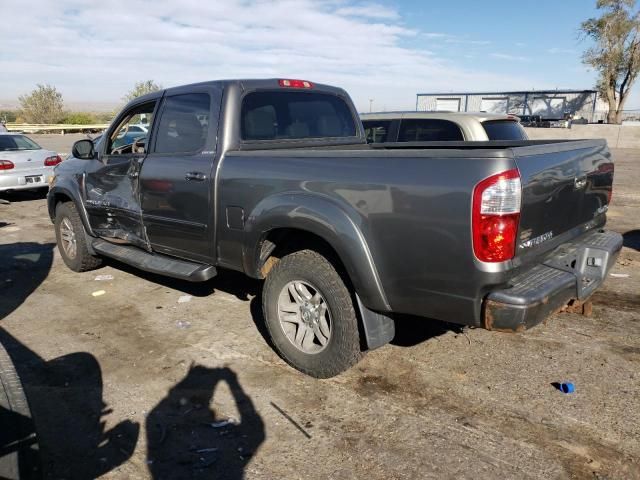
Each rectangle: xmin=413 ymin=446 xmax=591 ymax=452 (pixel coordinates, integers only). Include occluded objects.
xmin=123 ymin=80 xmax=163 ymax=103
xmin=0 ymin=110 xmax=18 ymax=123
xmin=581 ymin=0 xmax=640 ymax=124
xmin=18 ymin=84 xmax=65 ymax=124
xmin=62 ymin=112 xmax=97 ymax=125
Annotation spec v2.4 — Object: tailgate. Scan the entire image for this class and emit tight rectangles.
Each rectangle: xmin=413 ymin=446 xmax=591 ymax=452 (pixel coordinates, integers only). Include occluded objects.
xmin=513 ymin=140 xmax=613 ymax=258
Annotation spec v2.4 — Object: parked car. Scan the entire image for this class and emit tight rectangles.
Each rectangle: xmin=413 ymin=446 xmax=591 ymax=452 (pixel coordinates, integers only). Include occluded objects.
xmin=361 ymin=111 xmax=528 ymax=143
xmin=48 ymin=79 xmax=620 ymax=378
xmin=0 ymin=133 xmax=62 ymax=192
xmin=518 ymin=115 xmax=542 ymax=127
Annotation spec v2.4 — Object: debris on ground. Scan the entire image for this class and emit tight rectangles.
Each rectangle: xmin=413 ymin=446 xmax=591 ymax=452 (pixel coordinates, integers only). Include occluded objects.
xmin=210 ymin=418 xmax=238 ymax=428
xmin=610 ymin=273 xmax=630 ymax=278
xmin=553 ymin=382 xmax=576 ymax=394
xmin=176 ymin=320 xmax=191 ymax=329
xmin=92 ymin=290 xmax=106 ymax=297
xmin=94 ymin=274 xmax=114 ymax=281
xmin=178 ymin=295 xmax=192 ymax=303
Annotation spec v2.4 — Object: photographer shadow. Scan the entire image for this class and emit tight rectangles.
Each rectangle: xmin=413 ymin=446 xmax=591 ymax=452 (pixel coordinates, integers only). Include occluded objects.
xmin=146 ymin=365 xmax=265 ymax=480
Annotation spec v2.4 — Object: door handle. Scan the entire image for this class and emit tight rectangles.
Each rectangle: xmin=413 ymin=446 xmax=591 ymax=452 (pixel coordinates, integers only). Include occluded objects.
xmin=185 ymin=171 xmax=206 ymax=181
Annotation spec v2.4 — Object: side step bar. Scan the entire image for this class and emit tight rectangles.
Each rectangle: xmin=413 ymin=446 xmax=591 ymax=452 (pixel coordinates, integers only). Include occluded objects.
xmin=92 ymin=239 xmax=217 ymax=282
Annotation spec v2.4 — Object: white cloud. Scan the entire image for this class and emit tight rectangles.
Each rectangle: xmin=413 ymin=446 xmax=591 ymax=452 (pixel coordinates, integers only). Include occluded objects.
xmin=548 ymin=47 xmax=577 ymax=55
xmin=0 ymin=0 xmax=535 ymax=111
xmin=491 ymin=53 xmax=529 ymax=62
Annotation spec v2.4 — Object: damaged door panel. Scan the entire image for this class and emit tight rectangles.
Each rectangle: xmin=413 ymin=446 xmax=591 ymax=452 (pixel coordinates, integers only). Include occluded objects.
xmin=85 ymin=100 xmax=160 ymax=249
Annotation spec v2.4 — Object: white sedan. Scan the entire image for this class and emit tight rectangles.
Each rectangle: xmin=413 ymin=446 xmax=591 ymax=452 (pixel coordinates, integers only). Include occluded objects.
xmin=0 ymin=133 xmax=62 ymax=192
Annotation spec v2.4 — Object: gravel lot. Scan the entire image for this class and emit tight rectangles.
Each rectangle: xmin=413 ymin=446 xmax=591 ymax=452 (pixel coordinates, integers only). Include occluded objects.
xmin=1 ymin=139 xmax=639 ymax=479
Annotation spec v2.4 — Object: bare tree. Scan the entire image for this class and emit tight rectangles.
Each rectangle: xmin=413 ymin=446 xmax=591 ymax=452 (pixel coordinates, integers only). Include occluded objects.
xmin=18 ymin=84 xmax=65 ymax=124
xmin=581 ymin=0 xmax=640 ymax=124
xmin=123 ymin=80 xmax=163 ymax=103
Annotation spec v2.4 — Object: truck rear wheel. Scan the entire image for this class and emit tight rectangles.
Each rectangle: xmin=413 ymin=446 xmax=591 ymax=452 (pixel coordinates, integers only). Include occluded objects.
xmin=262 ymin=249 xmax=362 ymax=378
xmin=54 ymin=202 xmax=102 ymax=272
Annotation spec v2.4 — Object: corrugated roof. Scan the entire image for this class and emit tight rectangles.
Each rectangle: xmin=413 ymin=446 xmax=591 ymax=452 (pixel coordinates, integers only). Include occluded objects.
xmin=417 ymin=90 xmax=597 ymax=96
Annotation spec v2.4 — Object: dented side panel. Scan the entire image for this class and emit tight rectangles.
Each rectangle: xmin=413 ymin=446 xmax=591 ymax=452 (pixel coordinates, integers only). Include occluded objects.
xmin=85 ymin=156 xmax=149 ymax=250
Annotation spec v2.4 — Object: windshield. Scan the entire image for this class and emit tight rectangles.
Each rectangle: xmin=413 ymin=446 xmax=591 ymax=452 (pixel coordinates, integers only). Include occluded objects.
xmin=0 ymin=135 xmax=42 ymax=151
xmin=482 ymin=120 xmax=528 ymax=140
xmin=241 ymin=91 xmax=356 ymax=140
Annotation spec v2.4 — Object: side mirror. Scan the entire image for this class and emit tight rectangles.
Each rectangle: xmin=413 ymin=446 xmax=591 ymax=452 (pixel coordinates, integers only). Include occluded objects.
xmin=72 ymin=139 xmax=96 ymax=160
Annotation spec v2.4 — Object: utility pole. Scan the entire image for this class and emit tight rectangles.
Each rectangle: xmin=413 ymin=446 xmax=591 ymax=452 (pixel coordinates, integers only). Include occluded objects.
xmin=369 ymin=99 xmax=374 ymax=113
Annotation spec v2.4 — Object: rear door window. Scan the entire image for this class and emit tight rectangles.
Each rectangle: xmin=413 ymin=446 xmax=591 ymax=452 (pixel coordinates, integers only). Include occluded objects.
xmin=363 ymin=120 xmax=392 ymax=143
xmin=241 ymin=91 xmax=356 ymax=140
xmin=398 ymin=119 xmax=464 ymax=141
xmin=154 ymin=93 xmax=210 ymax=154
xmin=482 ymin=120 xmax=528 ymax=140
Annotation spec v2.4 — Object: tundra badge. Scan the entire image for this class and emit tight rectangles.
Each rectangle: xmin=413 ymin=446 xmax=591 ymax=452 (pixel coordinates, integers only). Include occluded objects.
xmin=520 ymin=231 xmax=553 ymax=249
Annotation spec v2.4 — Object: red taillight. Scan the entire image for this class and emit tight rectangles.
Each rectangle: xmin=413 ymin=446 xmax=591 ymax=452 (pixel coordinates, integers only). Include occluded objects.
xmin=472 ymin=168 xmax=521 ymax=262
xmin=44 ymin=155 xmax=62 ymax=166
xmin=0 ymin=160 xmax=14 ymax=170
xmin=278 ymin=79 xmax=313 ymax=89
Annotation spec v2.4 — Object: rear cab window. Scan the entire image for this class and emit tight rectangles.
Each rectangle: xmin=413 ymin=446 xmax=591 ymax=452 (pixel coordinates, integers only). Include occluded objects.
xmin=241 ymin=91 xmax=356 ymax=140
xmin=363 ymin=120 xmax=392 ymax=143
xmin=482 ymin=120 xmax=528 ymax=140
xmin=398 ymin=119 xmax=464 ymax=141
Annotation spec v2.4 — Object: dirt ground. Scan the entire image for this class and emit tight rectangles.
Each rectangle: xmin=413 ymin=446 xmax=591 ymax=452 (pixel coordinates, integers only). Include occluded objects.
xmin=1 ymin=139 xmax=639 ymax=479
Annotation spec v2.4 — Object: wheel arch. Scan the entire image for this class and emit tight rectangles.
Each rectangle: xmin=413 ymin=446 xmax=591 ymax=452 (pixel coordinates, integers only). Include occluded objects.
xmin=243 ymin=193 xmax=390 ymax=313
xmin=47 ymin=184 xmax=94 ymax=236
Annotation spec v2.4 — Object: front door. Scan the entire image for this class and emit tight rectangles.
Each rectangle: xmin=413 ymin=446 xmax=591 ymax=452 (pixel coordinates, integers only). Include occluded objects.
xmin=85 ymin=99 xmax=160 ymax=249
xmin=139 ymin=87 xmax=221 ymax=262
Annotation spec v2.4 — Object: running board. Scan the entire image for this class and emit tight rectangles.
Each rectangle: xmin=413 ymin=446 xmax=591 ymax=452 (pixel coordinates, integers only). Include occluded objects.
xmin=92 ymin=239 xmax=217 ymax=282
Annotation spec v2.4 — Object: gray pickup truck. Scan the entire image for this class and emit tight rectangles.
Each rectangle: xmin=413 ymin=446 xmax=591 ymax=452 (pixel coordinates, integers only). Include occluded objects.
xmin=48 ymin=78 xmax=621 ymax=378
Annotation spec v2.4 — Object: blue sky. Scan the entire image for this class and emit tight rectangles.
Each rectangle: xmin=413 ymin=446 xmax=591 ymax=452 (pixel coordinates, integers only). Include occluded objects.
xmin=1 ymin=0 xmax=634 ymax=111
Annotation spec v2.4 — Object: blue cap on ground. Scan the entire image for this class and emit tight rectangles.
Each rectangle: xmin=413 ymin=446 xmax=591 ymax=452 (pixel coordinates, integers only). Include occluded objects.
xmin=560 ymin=382 xmax=575 ymax=394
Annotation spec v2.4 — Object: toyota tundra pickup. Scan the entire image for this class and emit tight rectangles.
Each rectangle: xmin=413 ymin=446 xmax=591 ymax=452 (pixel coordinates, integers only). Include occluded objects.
xmin=47 ymin=79 xmax=621 ymax=378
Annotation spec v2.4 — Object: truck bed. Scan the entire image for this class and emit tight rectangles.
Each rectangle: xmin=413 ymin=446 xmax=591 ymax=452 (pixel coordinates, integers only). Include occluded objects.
xmin=219 ymin=138 xmax=613 ymax=325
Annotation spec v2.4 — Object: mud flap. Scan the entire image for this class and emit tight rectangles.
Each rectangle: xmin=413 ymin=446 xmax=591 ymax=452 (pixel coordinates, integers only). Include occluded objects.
xmin=356 ymin=295 xmax=395 ymax=350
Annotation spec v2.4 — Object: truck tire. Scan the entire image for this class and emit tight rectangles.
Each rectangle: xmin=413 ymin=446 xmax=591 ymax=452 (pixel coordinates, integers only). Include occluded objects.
xmin=0 ymin=344 xmax=40 ymax=479
xmin=262 ymin=249 xmax=362 ymax=378
xmin=54 ymin=202 xmax=102 ymax=272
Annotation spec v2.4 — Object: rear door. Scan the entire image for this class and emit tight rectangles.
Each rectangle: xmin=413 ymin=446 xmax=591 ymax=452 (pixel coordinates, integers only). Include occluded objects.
xmin=139 ymin=85 xmax=222 ymax=263
xmin=85 ymin=98 xmax=160 ymax=249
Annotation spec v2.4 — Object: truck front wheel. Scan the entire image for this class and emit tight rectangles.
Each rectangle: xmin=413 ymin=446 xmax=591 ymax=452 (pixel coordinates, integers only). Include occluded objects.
xmin=54 ymin=202 xmax=102 ymax=272
xmin=262 ymin=249 xmax=362 ymax=378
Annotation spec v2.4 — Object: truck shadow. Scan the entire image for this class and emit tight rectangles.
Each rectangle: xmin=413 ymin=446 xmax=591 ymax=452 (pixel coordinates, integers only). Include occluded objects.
xmin=102 ymin=259 xmax=259 ymax=301
xmin=390 ymin=315 xmax=463 ymax=347
xmin=146 ymin=365 xmax=265 ymax=479
xmin=0 ymin=242 xmax=55 ymax=322
xmin=0 ymin=328 xmax=139 ymax=479
xmin=0 ymin=189 xmax=49 ymax=203
xmin=102 ymin=260 xmax=461 ymax=350
xmin=622 ymin=229 xmax=640 ymax=251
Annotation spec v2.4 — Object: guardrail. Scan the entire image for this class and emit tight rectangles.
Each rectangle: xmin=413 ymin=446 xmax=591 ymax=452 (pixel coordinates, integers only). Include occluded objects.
xmin=5 ymin=123 xmax=109 ymax=133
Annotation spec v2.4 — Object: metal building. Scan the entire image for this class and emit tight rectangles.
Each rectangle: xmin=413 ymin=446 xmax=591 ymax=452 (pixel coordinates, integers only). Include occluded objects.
xmin=416 ymin=89 xmax=607 ymax=122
